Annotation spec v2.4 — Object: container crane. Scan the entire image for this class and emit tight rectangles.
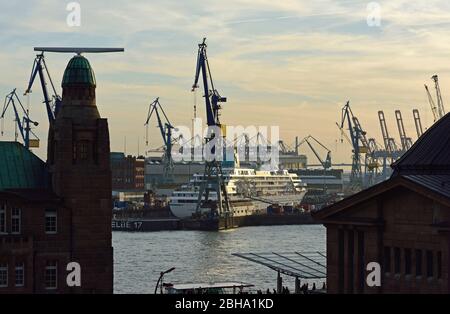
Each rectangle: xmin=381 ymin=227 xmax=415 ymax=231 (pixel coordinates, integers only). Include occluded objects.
xmin=1 ymin=89 xmax=39 ymax=149
xmin=412 ymin=109 xmax=423 ymax=138
xmin=192 ymin=38 xmax=231 ymax=218
xmin=378 ymin=110 xmax=398 ymax=154
xmin=145 ymin=97 xmax=175 ymax=183
xmin=394 ymin=110 xmax=412 ymax=151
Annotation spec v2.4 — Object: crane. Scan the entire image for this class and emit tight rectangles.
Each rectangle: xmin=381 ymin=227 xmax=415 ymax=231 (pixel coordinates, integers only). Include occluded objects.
xmin=432 ymin=75 xmax=445 ymax=119
xmin=1 ymin=89 xmax=39 ymax=149
xmin=296 ymin=135 xmax=331 ymax=170
xmin=378 ymin=110 xmax=398 ymax=154
xmin=145 ymin=97 xmax=175 ymax=183
xmin=192 ymin=38 xmax=231 ymax=218
xmin=412 ymin=109 xmax=423 ymax=138
xmin=337 ymin=101 xmax=364 ymax=188
xmin=425 ymin=75 xmax=446 ymax=122
xmin=394 ymin=110 xmax=412 ymax=151
xmin=24 ymin=53 xmax=61 ymax=124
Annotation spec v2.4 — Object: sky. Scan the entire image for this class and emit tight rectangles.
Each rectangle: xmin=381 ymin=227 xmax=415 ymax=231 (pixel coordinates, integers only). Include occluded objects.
xmin=1 ymin=0 xmax=450 ymax=164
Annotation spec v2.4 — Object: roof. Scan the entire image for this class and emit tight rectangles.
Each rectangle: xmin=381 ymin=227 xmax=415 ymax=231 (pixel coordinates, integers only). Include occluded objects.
xmin=0 ymin=189 xmax=60 ymax=203
xmin=0 ymin=142 xmax=49 ymax=191
xmin=62 ymin=55 xmax=96 ymax=87
xmin=392 ymin=112 xmax=450 ymax=175
xmin=233 ymin=251 xmax=326 ymax=279
xmin=313 ymin=175 xmax=450 ymax=221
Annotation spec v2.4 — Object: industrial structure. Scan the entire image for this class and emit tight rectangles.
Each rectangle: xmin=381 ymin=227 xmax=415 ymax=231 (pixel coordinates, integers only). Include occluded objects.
xmin=191 ymin=38 xmax=232 ymax=219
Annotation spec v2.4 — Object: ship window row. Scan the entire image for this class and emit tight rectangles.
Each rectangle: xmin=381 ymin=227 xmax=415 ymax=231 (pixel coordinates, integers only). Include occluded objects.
xmin=0 ymin=204 xmax=58 ymax=235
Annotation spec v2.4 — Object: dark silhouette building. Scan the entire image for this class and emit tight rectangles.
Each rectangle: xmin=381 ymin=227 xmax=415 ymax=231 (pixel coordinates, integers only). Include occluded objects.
xmin=0 ymin=55 xmax=113 ymax=293
xmin=111 ymin=153 xmax=145 ymax=191
xmin=313 ymin=113 xmax=450 ymax=294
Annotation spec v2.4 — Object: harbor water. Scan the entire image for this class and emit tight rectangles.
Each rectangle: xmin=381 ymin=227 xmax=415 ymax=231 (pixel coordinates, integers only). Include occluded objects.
xmin=113 ymin=224 xmax=326 ymax=294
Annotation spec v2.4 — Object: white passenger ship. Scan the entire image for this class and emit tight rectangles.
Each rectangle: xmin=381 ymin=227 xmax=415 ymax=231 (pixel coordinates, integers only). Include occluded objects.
xmin=169 ymin=162 xmax=307 ymax=219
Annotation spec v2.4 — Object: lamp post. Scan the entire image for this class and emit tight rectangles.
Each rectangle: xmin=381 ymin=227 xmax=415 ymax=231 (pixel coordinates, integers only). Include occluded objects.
xmin=154 ymin=267 xmax=176 ymax=294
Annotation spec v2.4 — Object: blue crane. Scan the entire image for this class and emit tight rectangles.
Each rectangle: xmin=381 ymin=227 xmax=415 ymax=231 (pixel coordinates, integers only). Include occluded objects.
xmin=1 ymin=89 xmax=39 ymax=149
xmin=192 ymin=38 xmax=227 ymax=127
xmin=191 ymin=38 xmax=231 ymax=218
xmin=24 ymin=53 xmax=62 ymax=124
xmin=145 ymin=97 xmax=174 ymax=182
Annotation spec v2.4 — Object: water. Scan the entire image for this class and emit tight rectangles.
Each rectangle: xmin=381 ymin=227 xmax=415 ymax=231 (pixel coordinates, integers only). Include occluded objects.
xmin=113 ymin=225 xmax=326 ymax=294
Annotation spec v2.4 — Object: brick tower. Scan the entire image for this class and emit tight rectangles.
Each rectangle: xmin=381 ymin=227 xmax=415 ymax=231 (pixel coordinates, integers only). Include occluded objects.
xmin=48 ymin=55 xmax=113 ymax=293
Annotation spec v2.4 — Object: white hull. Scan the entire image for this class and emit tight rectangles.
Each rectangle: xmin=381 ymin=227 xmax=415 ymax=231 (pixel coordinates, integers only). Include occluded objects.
xmin=170 ymin=190 xmax=307 ymax=219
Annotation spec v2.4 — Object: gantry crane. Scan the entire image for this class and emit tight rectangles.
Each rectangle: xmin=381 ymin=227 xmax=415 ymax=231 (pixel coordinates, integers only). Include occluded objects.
xmin=394 ymin=110 xmax=413 ymax=151
xmin=378 ymin=110 xmax=398 ymax=154
xmin=412 ymin=109 xmax=423 ymax=138
xmin=192 ymin=38 xmax=231 ymax=218
xmin=145 ymin=97 xmax=175 ymax=183
xmin=1 ymin=89 xmax=39 ymax=149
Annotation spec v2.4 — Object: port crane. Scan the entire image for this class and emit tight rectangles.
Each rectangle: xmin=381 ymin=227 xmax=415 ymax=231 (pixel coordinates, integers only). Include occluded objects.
xmin=145 ymin=97 xmax=175 ymax=183
xmin=296 ymin=135 xmax=332 ymax=170
xmin=425 ymin=75 xmax=445 ymax=122
xmin=24 ymin=53 xmax=62 ymax=124
xmin=394 ymin=110 xmax=413 ymax=151
xmin=192 ymin=38 xmax=231 ymax=218
xmin=412 ymin=109 xmax=423 ymax=138
xmin=1 ymin=89 xmax=39 ymax=149
xmin=337 ymin=101 xmax=365 ymax=189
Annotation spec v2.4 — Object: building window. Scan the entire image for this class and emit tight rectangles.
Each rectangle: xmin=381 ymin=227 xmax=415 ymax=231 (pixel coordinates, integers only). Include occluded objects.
xmin=11 ymin=208 xmax=21 ymax=234
xmin=45 ymin=210 xmax=57 ymax=234
xmin=0 ymin=204 xmax=6 ymax=234
xmin=45 ymin=261 xmax=58 ymax=290
xmin=426 ymin=250 xmax=434 ymax=278
xmin=15 ymin=263 xmax=24 ymax=287
xmin=0 ymin=263 xmax=7 ymax=287
xmin=79 ymin=141 xmax=89 ymax=160
xmin=404 ymin=249 xmax=412 ymax=275
xmin=437 ymin=251 xmax=442 ymax=279
xmin=415 ymin=249 xmax=422 ymax=277
xmin=394 ymin=247 xmax=401 ymax=274
xmin=383 ymin=247 xmax=391 ymax=273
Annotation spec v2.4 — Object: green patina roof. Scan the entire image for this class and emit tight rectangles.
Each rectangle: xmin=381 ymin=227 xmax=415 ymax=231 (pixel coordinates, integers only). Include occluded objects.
xmin=62 ymin=55 xmax=96 ymax=87
xmin=0 ymin=142 xmax=48 ymax=191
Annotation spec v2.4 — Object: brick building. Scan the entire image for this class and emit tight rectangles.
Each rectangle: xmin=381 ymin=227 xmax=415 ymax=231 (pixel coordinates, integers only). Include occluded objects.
xmin=111 ymin=153 xmax=145 ymax=191
xmin=0 ymin=54 xmax=113 ymax=293
xmin=313 ymin=113 xmax=450 ymax=294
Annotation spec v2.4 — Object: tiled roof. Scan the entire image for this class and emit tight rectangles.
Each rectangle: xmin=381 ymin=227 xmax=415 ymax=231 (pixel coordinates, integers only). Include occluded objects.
xmin=392 ymin=112 xmax=450 ymax=175
xmin=403 ymin=175 xmax=450 ymax=199
xmin=0 ymin=141 xmax=49 ymax=190
xmin=62 ymin=55 xmax=96 ymax=87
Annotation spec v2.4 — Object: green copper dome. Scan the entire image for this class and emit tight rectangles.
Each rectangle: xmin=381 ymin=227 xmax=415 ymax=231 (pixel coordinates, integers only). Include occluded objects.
xmin=62 ymin=55 xmax=96 ymax=87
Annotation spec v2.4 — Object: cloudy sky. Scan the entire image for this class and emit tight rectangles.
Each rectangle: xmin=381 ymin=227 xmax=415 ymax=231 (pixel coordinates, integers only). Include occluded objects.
xmin=1 ymin=0 xmax=450 ymax=164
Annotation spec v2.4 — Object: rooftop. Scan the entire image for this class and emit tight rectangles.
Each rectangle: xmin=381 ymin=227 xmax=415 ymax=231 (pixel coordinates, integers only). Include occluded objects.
xmin=62 ymin=55 xmax=96 ymax=87
xmin=0 ymin=141 xmax=49 ymax=191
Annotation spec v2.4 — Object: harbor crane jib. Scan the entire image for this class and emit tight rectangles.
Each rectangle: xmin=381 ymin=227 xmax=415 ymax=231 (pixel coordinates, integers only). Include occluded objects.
xmin=1 ymin=88 xmax=39 ymax=149
xmin=145 ymin=97 xmax=175 ymax=182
